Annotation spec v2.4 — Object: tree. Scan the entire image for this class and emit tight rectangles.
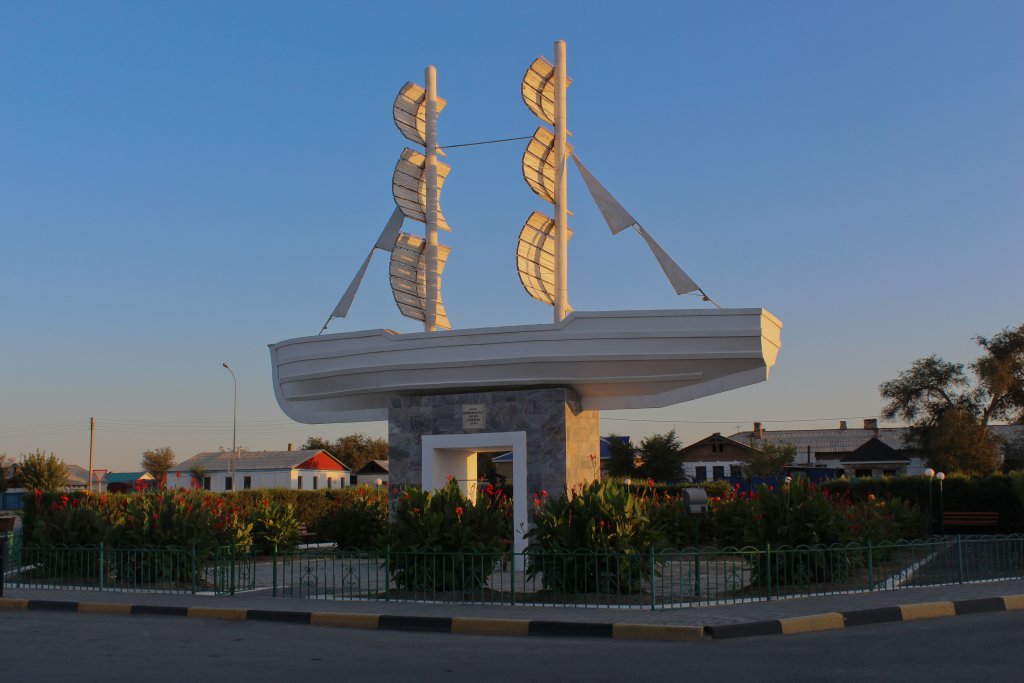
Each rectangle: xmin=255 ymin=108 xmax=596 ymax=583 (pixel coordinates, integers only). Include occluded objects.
xmin=141 ymin=447 xmax=176 ymax=482
xmin=1001 ymin=431 xmax=1024 ymax=472
xmin=19 ymin=450 xmax=68 ymax=491
xmin=636 ymin=430 xmax=685 ymax=483
xmin=0 ymin=452 xmax=12 ymax=492
xmin=301 ymin=433 xmax=387 ymax=473
xmin=184 ymin=464 xmax=205 ymax=490
xmin=605 ymin=435 xmax=638 ymax=478
xmin=739 ymin=442 xmax=796 ymax=477
xmin=879 ymin=323 xmax=1024 ymax=474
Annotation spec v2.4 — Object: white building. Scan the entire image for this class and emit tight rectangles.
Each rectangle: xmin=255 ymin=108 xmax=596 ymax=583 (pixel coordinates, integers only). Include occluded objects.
xmin=167 ymin=449 xmax=350 ymax=492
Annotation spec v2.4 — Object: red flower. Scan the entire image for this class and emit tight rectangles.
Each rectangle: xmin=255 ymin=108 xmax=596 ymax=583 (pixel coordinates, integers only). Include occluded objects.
xmin=176 ymin=471 xmax=182 ymax=479
xmin=648 ymin=479 xmax=655 ymax=487
xmin=540 ymin=489 xmax=549 ymax=498
xmin=455 ymin=506 xmax=464 ymax=517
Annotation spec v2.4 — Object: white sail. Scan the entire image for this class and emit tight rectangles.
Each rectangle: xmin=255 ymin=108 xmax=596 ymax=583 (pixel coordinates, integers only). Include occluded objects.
xmin=521 ymin=56 xmax=571 ymax=127
xmin=572 ymin=153 xmax=703 ymax=297
xmin=516 ymin=211 xmax=573 ymax=308
xmin=571 ymin=154 xmax=636 ymax=234
xmin=522 ymin=127 xmax=574 ymax=206
xmin=393 ymin=82 xmax=448 ymax=148
xmin=392 ymin=148 xmax=451 ymax=230
xmin=390 ymin=231 xmax=451 ymax=330
xmin=326 ymin=208 xmax=405 ymax=327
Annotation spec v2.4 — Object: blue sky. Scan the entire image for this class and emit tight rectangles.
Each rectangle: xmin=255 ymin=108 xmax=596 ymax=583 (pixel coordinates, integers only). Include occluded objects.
xmin=2 ymin=1 xmax=1022 ymax=472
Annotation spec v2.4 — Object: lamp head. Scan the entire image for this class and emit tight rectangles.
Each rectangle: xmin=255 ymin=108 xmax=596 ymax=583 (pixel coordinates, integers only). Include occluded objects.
xmin=924 ymin=468 xmax=935 ymax=479
xmin=936 ymin=472 xmax=945 ymax=481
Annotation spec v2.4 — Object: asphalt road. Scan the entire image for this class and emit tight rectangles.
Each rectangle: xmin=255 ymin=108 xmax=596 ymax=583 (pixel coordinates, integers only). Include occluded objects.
xmin=2 ymin=610 xmax=1022 ymax=682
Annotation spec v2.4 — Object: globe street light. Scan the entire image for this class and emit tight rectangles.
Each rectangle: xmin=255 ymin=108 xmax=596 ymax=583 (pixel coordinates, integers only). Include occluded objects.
xmin=222 ymin=362 xmax=237 ymax=490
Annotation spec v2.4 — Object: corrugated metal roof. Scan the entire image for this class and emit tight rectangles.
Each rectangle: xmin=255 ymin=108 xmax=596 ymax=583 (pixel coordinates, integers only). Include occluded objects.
xmin=729 ymin=424 xmax=1024 ymax=455
xmin=730 ymin=428 xmax=908 ymax=454
xmin=171 ymin=450 xmax=339 ymax=473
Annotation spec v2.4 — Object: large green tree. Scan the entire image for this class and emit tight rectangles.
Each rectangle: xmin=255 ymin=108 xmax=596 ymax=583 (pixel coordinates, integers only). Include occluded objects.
xmin=141 ymin=447 xmax=176 ymax=481
xmin=0 ymin=452 xmax=12 ymax=492
xmin=19 ymin=450 xmax=69 ymax=491
xmin=301 ymin=433 xmax=387 ymax=473
xmin=605 ymin=435 xmax=638 ymax=478
xmin=879 ymin=323 xmax=1024 ymax=474
xmin=739 ymin=442 xmax=796 ymax=477
xmin=636 ymin=430 xmax=685 ymax=483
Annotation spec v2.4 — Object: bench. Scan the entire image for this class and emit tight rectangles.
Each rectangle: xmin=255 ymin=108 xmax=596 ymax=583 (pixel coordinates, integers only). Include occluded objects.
xmin=298 ymin=523 xmax=317 ymax=544
xmin=943 ymin=511 xmax=999 ymax=530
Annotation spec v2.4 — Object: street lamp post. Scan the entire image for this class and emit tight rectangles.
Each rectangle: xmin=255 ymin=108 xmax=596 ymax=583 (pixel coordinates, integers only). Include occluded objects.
xmin=936 ymin=472 xmax=946 ymax=535
xmin=924 ymin=468 xmax=935 ymax=534
xmin=222 ymin=362 xmax=237 ymax=490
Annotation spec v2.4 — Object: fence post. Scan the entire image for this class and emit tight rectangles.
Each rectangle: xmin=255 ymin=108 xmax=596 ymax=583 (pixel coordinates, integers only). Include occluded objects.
xmin=957 ymin=535 xmax=964 ymax=584
xmin=272 ymin=544 xmax=278 ymax=598
xmin=0 ymin=533 xmax=6 ymax=598
xmin=384 ymin=545 xmax=390 ymax=602
xmin=509 ymin=550 xmax=516 ymax=607
xmin=99 ymin=542 xmax=105 ymax=591
xmin=230 ymin=540 xmax=237 ymax=596
xmin=191 ymin=543 xmax=197 ymax=594
xmin=867 ymin=540 xmax=873 ymax=591
xmin=649 ymin=546 xmax=656 ymax=611
xmin=765 ymin=544 xmax=772 ymax=601
xmin=693 ymin=549 xmax=701 ymax=605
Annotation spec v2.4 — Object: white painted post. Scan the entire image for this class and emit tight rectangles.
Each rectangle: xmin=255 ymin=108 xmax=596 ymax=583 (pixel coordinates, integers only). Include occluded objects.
xmin=424 ymin=65 xmax=440 ymax=332
xmin=553 ymin=40 xmax=569 ymax=323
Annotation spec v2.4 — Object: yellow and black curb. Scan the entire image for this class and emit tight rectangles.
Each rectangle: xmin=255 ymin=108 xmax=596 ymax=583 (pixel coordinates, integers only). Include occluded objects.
xmin=1 ymin=595 xmax=1021 ymax=642
xmin=703 ymin=596 xmax=1023 ymax=640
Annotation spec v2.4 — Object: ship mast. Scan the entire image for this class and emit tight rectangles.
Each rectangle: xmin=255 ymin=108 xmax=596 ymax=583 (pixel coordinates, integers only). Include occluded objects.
xmin=553 ymin=41 xmax=569 ymax=323
xmin=424 ymin=65 xmax=441 ymax=332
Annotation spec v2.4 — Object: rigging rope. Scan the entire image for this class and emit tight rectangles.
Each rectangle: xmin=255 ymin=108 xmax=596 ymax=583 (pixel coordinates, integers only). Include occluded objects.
xmin=439 ymin=135 xmax=533 ymax=150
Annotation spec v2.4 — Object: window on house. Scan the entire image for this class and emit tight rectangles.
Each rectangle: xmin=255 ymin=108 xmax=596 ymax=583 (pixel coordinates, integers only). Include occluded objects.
xmin=225 ymin=476 xmax=233 ymax=491
xmin=297 ymin=476 xmax=303 ymax=490
xmin=243 ymin=476 xmax=252 ymax=490
xmin=313 ymin=476 xmax=318 ymax=490
xmin=712 ymin=466 xmax=725 ymax=481
xmin=883 ymin=469 xmax=897 ymax=477
xmin=855 ymin=468 xmax=872 ymax=478
xmin=731 ymin=465 xmax=743 ymax=478
xmin=203 ymin=477 xmax=211 ymax=491
xmin=327 ymin=477 xmax=333 ymax=489
xmin=694 ymin=466 xmax=707 ymax=482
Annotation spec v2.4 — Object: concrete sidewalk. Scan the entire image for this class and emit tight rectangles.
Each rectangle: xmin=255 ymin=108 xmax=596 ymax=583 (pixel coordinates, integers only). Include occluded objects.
xmin=4 ymin=578 xmax=1023 ymax=641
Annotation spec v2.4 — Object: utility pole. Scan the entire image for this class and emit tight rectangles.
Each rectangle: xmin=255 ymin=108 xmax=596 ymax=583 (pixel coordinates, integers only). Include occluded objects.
xmin=88 ymin=417 xmax=95 ymax=494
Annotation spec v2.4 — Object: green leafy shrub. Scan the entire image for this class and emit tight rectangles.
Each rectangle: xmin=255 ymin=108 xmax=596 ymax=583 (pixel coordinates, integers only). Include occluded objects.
xmin=386 ymin=479 xmax=511 ymax=592
xmin=313 ymin=486 xmax=388 ymax=549
xmin=250 ymin=498 xmax=302 ymax=553
xmin=525 ymin=480 xmax=663 ymax=593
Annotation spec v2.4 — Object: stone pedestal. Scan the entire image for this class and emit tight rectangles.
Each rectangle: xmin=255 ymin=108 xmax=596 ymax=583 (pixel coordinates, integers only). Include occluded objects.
xmin=387 ymin=387 xmax=601 ymax=552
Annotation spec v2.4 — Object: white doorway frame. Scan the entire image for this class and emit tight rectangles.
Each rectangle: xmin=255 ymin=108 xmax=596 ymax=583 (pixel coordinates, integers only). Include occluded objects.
xmin=421 ymin=431 xmax=528 ymax=557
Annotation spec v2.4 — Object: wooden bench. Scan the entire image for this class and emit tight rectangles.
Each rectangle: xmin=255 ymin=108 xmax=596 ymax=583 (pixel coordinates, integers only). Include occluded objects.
xmin=943 ymin=511 xmax=999 ymax=530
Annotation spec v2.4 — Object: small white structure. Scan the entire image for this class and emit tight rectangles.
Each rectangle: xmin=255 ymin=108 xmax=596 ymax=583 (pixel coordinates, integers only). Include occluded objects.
xmin=167 ymin=450 xmax=349 ymax=492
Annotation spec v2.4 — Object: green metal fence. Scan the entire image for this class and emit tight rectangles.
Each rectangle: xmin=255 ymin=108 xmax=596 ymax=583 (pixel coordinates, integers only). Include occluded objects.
xmin=260 ymin=534 xmax=1024 ymax=609
xmin=0 ymin=533 xmax=251 ymax=595
xmin=4 ymin=532 xmax=1023 ymax=607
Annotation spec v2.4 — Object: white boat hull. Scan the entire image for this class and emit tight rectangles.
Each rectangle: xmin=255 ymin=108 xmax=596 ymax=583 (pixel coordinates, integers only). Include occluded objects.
xmin=269 ymin=308 xmax=782 ymax=424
